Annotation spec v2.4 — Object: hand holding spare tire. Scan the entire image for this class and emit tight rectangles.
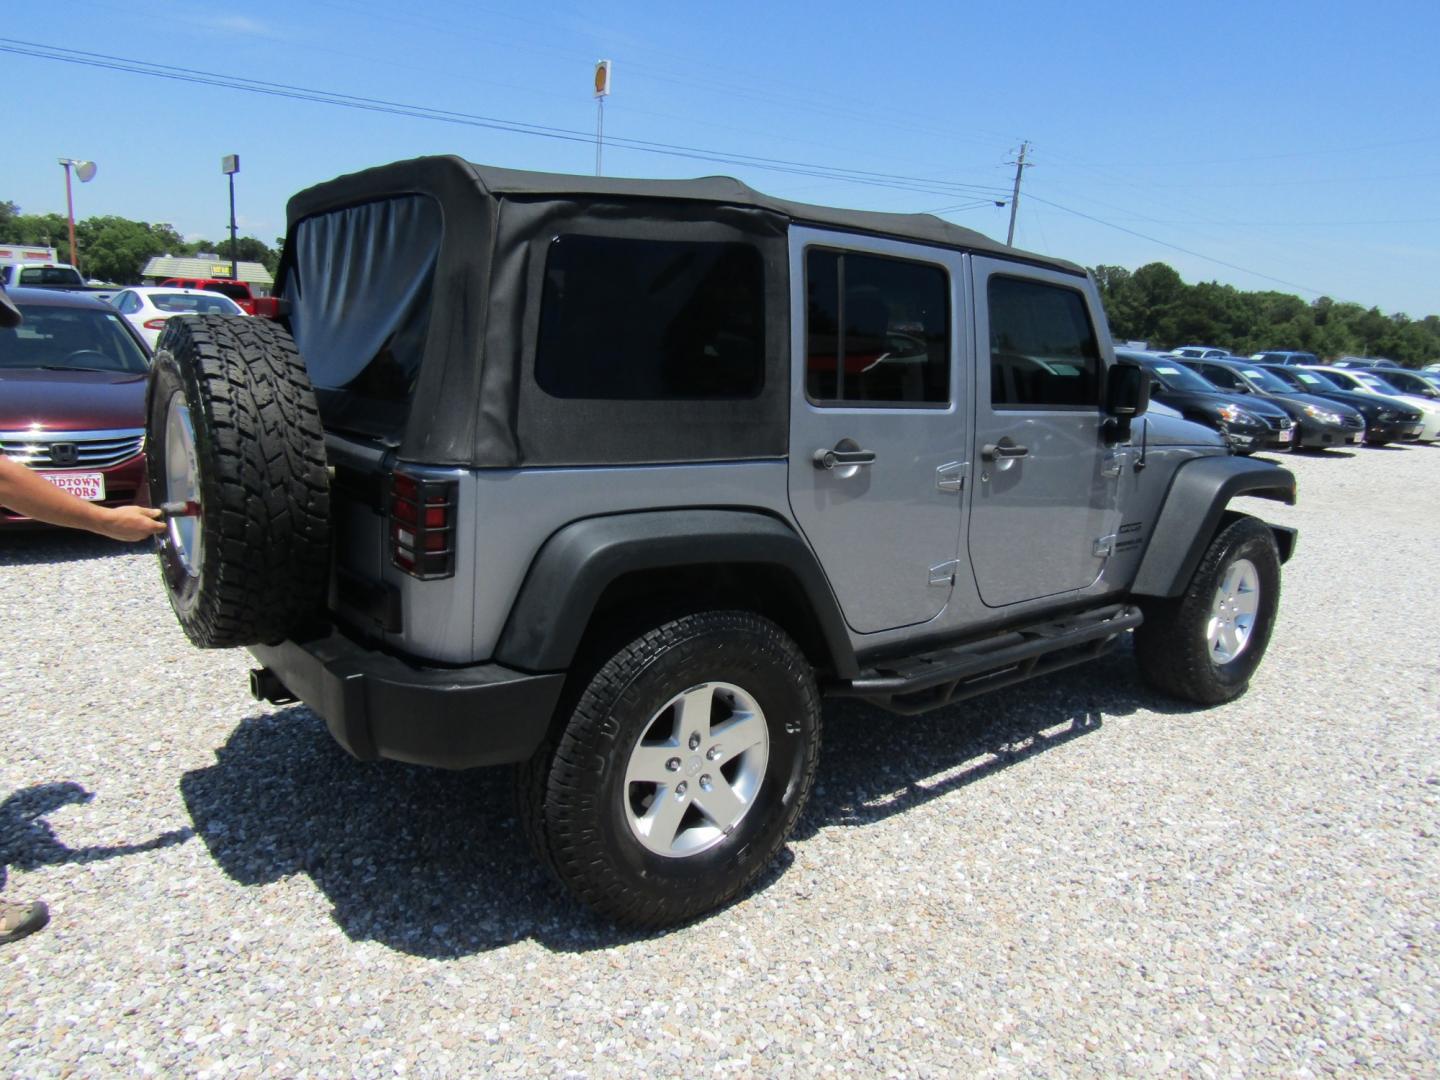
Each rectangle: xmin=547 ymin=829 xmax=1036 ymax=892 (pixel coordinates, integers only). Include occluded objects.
xmin=146 ymin=314 xmax=330 ymax=648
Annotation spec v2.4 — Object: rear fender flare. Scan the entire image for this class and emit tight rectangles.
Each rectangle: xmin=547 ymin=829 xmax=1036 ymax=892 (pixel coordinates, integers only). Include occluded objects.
xmin=494 ymin=509 xmax=857 ymax=678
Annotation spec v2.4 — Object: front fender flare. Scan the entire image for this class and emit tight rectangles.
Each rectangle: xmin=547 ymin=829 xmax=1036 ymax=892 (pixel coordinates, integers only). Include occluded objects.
xmin=1131 ymin=456 xmax=1296 ymax=599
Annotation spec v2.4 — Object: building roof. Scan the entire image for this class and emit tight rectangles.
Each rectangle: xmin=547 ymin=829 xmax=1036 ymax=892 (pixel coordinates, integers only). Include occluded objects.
xmin=140 ymin=256 xmax=274 ymax=286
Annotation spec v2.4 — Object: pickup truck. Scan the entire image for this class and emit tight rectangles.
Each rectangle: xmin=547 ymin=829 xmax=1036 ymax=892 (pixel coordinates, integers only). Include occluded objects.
xmin=1 ymin=251 xmax=119 ymax=302
xmin=0 ymin=261 xmax=85 ymax=289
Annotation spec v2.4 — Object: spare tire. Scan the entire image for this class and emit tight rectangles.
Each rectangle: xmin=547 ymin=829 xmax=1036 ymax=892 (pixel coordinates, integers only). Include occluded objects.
xmin=147 ymin=315 xmax=330 ymax=648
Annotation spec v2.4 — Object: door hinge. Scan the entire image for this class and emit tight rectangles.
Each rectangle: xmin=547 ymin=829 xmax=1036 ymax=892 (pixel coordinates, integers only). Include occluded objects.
xmin=936 ymin=461 xmax=965 ymax=493
xmin=929 ymin=559 xmax=960 ymax=586
xmin=1093 ymin=534 xmax=1116 ymax=558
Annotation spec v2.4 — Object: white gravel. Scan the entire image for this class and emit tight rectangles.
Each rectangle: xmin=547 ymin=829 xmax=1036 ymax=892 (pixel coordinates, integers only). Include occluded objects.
xmin=3 ymin=444 xmax=1437 ymax=1077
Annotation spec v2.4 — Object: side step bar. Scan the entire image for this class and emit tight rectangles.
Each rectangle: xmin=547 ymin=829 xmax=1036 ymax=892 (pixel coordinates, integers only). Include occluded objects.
xmin=830 ymin=603 xmax=1143 ymax=716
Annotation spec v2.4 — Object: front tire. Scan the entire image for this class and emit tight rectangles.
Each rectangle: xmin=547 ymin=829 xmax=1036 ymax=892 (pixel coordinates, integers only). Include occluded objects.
xmin=523 ymin=611 xmax=821 ymax=928
xmin=1134 ymin=516 xmax=1281 ymax=705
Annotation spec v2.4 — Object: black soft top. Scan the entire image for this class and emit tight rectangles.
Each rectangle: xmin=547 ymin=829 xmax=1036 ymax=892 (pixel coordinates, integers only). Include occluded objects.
xmin=285 ymin=155 xmax=1083 ymax=276
xmin=279 ymin=156 xmax=1087 ymax=468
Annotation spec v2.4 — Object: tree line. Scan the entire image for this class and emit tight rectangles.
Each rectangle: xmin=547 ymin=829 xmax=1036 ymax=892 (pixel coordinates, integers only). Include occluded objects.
xmin=1092 ymin=262 xmax=1440 ymax=368
xmin=1 ymin=200 xmax=280 ymax=286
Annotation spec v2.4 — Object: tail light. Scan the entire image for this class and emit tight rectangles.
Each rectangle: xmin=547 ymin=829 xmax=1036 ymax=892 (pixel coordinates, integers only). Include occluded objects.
xmin=389 ymin=471 xmax=457 ymax=579
xmin=143 ymin=318 xmax=168 ymax=330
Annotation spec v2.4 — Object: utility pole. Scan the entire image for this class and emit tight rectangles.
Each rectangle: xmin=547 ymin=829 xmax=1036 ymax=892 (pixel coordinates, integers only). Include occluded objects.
xmin=1005 ymin=141 xmax=1029 ymax=247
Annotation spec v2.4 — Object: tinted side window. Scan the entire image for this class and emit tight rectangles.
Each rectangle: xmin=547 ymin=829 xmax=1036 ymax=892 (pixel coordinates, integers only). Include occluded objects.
xmin=536 ymin=235 xmax=764 ymax=400
xmin=805 ymin=249 xmax=949 ymax=406
xmin=987 ymin=276 xmax=1101 ymax=408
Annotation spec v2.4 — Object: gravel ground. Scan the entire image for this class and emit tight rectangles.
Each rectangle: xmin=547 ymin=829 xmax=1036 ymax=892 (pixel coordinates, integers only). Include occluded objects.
xmin=2 ymin=444 xmax=1437 ymax=1077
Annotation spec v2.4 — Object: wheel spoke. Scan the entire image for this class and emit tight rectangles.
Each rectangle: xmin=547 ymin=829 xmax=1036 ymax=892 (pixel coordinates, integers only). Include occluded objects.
xmin=692 ymin=775 xmax=746 ymax=830
xmin=708 ymin=709 xmax=766 ymax=767
xmin=1214 ymin=622 xmax=1238 ymax=659
xmin=624 ymin=742 xmax=679 ymax=787
xmin=637 ymin=786 xmax=690 ymax=852
xmin=677 ymin=685 xmax=715 ymax=743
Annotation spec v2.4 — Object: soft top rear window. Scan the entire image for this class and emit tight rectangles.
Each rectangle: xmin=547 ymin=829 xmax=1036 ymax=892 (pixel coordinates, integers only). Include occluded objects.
xmin=286 ymin=194 xmax=442 ymax=439
xmin=535 ymin=235 xmax=764 ymax=400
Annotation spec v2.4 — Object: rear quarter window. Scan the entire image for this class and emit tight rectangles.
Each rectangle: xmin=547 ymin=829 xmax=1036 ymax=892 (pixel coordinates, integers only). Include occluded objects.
xmin=536 ymin=235 xmax=765 ymax=400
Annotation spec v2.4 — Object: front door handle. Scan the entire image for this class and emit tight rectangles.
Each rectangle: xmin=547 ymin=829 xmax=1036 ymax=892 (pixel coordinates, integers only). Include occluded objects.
xmin=980 ymin=441 xmax=1029 ymax=461
xmin=813 ymin=447 xmax=877 ymax=470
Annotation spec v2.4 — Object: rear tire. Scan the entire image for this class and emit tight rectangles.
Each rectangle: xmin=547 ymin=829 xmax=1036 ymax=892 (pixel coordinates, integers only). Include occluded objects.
xmin=1134 ymin=516 xmax=1281 ymax=705
xmin=147 ymin=315 xmax=330 ymax=648
xmin=522 ymin=611 xmax=821 ymax=928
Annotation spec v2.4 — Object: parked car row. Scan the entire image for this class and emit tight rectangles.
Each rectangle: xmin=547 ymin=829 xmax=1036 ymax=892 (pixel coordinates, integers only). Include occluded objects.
xmin=1121 ymin=347 xmax=1437 ymax=452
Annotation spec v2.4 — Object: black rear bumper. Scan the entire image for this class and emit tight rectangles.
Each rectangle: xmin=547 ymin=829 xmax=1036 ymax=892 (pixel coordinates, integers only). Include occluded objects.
xmin=248 ymin=631 xmax=565 ymax=770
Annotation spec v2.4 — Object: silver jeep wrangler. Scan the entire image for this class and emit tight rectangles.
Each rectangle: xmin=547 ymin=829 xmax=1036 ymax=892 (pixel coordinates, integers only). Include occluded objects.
xmin=147 ymin=156 xmax=1296 ymax=928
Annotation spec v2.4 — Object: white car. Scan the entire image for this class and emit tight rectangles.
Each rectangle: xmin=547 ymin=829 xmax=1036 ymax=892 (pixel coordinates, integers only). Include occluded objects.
xmin=1309 ymin=366 xmax=1440 ymax=442
xmin=110 ymin=287 xmax=247 ymax=349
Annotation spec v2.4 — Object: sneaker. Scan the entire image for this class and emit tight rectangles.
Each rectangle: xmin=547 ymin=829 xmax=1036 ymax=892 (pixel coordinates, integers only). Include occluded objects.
xmin=0 ymin=898 xmax=50 ymax=944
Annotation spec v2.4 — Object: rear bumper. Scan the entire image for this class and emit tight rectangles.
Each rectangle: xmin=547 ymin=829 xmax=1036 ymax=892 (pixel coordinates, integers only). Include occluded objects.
xmin=248 ymin=629 xmax=565 ymax=770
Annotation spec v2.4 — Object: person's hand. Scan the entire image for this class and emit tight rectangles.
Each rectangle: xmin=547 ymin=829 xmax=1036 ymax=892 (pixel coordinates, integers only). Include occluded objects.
xmin=96 ymin=505 xmax=166 ymax=542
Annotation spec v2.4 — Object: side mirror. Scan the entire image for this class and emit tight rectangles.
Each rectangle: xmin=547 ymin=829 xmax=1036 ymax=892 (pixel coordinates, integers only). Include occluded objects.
xmin=1104 ymin=360 xmax=1150 ymax=444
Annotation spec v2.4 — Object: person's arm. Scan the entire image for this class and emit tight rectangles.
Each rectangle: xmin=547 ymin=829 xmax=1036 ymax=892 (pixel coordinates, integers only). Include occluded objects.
xmin=0 ymin=457 xmax=165 ymax=541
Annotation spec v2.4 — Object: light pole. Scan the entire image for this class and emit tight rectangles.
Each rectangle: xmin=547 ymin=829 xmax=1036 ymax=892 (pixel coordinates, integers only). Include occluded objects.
xmin=57 ymin=158 xmax=96 ymax=274
xmin=593 ymin=60 xmax=611 ymax=176
xmin=221 ymin=154 xmax=240 ymax=281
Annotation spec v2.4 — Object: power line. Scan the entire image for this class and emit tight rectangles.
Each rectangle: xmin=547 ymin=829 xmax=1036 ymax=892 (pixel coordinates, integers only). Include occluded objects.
xmin=0 ymin=38 xmax=1013 ymax=204
xmin=0 ymin=36 xmax=1360 ymax=299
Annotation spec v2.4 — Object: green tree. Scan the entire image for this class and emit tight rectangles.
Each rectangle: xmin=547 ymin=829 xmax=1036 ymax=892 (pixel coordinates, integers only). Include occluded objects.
xmin=74 ymin=216 xmax=170 ymax=284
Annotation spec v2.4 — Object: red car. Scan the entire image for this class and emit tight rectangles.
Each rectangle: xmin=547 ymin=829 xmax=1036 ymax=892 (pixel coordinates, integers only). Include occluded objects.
xmin=0 ymin=287 xmax=151 ymax=525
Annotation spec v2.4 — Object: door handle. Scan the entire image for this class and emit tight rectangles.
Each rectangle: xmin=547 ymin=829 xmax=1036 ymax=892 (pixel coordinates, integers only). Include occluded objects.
xmin=813 ymin=447 xmax=877 ymax=470
xmin=980 ymin=442 xmax=1029 ymax=461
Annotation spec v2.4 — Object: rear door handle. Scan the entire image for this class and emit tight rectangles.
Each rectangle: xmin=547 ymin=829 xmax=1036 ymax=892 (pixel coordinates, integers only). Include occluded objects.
xmin=980 ymin=442 xmax=1029 ymax=461
xmin=813 ymin=447 xmax=877 ymax=470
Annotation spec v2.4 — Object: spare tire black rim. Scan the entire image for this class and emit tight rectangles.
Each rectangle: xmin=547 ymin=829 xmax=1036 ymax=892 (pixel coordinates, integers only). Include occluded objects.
xmin=163 ymin=390 xmax=202 ymax=577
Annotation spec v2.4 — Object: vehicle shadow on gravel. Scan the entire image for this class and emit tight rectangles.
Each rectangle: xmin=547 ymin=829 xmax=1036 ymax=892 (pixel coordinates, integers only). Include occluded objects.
xmin=178 ymin=647 xmax=1204 ymax=957
xmin=791 ymin=646 xmax=1203 ymax=838
xmin=0 ymin=532 xmax=155 ymax=565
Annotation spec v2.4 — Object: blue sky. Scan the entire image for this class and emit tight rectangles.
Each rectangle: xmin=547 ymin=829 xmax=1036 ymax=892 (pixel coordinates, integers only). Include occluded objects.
xmin=4 ymin=0 xmax=1438 ymax=317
